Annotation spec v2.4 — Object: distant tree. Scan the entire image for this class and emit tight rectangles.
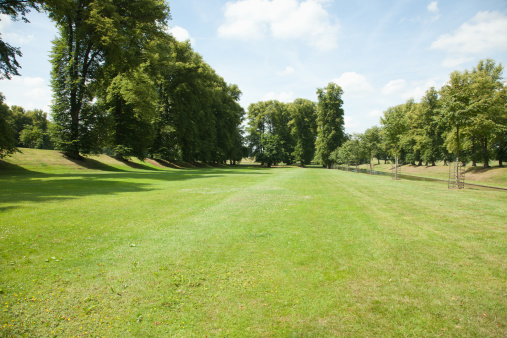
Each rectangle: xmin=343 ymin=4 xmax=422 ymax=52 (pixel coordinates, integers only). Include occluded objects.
xmin=10 ymin=105 xmax=31 ymax=144
xmin=246 ymin=100 xmax=293 ymax=165
xmin=362 ymin=126 xmax=381 ymax=171
xmin=315 ymin=83 xmax=345 ymax=168
xmin=399 ymin=99 xmax=421 ymax=165
xmin=260 ymin=133 xmax=282 ymax=167
xmin=0 ymin=93 xmax=17 ymax=158
xmin=289 ymin=98 xmax=317 ymax=166
xmin=19 ymin=125 xmax=45 ymax=148
xmin=417 ymin=87 xmax=444 ymax=166
xmin=381 ymin=103 xmax=408 ymax=171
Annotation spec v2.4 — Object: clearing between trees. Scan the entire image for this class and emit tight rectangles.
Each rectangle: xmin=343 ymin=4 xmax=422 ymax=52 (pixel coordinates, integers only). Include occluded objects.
xmin=1 ymin=150 xmax=506 ymax=336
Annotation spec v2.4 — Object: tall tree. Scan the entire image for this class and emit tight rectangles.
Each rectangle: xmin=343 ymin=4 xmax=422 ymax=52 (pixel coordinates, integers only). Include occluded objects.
xmin=362 ymin=126 xmax=381 ymax=171
xmin=48 ymin=0 xmax=169 ymax=159
xmin=246 ymin=100 xmax=293 ymax=165
xmin=381 ymin=103 xmax=408 ymax=173
xmin=417 ymin=87 xmax=444 ymax=166
xmin=465 ymin=59 xmax=506 ymax=168
xmin=439 ymin=70 xmax=473 ymax=165
xmin=288 ymin=98 xmax=317 ymax=166
xmin=315 ymin=82 xmax=345 ymax=168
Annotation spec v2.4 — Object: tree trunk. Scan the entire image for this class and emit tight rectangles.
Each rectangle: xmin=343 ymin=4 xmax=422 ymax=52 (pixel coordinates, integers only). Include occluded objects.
xmin=481 ymin=138 xmax=490 ymax=168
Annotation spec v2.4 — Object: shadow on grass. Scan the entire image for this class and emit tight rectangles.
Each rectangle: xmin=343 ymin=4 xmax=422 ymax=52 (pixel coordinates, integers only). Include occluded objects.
xmin=0 ymin=163 xmax=273 ymax=211
xmin=64 ymin=156 xmax=128 ymax=172
xmin=465 ymin=165 xmax=504 ymax=174
xmin=0 ymin=160 xmax=34 ymax=173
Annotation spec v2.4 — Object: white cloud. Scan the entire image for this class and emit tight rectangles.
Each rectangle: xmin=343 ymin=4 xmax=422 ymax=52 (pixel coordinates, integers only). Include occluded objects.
xmin=368 ymin=109 xmax=382 ymax=117
xmin=333 ymin=72 xmax=374 ymax=96
xmin=401 ymin=79 xmax=440 ymax=100
xmin=218 ymin=0 xmax=340 ymax=50
xmin=430 ymin=11 xmax=507 ymax=67
xmin=0 ymin=14 xmax=12 ymax=32
xmin=344 ymin=115 xmax=359 ymax=129
xmin=382 ymin=79 xmax=406 ymax=95
xmin=0 ymin=14 xmax=34 ymax=45
xmin=277 ymin=66 xmax=295 ymax=76
xmin=262 ymin=91 xmax=294 ymax=102
xmin=427 ymin=1 xmax=438 ymax=13
xmin=168 ymin=26 xmax=195 ymax=45
xmin=427 ymin=1 xmax=440 ymax=21
xmin=3 ymin=77 xmax=52 ymax=111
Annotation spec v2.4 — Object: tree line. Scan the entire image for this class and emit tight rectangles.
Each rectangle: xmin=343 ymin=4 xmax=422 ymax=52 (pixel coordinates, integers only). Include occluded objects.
xmin=246 ymin=82 xmax=345 ymax=168
xmin=332 ymin=59 xmax=507 ymax=169
xmin=0 ymin=0 xmax=245 ymax=164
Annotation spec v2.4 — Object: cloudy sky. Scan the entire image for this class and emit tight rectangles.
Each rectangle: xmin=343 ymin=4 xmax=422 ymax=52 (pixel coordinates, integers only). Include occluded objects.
xmin=1 ymin=0 xmax=506 ymax=133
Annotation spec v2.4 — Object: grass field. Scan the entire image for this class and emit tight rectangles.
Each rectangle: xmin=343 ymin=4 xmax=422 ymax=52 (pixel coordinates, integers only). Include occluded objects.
xmin=1 ymin=150 xmax=506 ymax=336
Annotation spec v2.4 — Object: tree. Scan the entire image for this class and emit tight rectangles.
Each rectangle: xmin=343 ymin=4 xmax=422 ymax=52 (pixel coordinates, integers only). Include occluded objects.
xmin=246 ymin=100 xmax=293 ymax=165
xmin=362 ymin=126 xmax=381 ymax=171
xmin=315 ymin=82 xmax=345 ymax=168
xmin=381 ymin=103 xmax=408 ymax=176
xmin=465 ymin=59 xmax=506 ymax=168
xmin=417 ymin=87 xmax=444 ymax=166
xmin=288 ymin=98 xmax=317 ymax=166
xmin=0 ymin=93 xmax=17 ymax=158
xmin=48 ymin=0 xmax=170 ymax=159
xmin=439 ymin=59 xmax=507 ymax=168
xmin=104 ymin=68 xmax=157 ymax=160
xmin=260 ymin=133 xmax=282 ymax=167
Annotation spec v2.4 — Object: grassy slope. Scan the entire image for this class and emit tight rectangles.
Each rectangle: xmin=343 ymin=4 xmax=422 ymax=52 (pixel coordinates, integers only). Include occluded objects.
xmin=358 ymin=161 xmax=507 ymax=189
xmin=0 ymin=150 xmax=506 ymax=336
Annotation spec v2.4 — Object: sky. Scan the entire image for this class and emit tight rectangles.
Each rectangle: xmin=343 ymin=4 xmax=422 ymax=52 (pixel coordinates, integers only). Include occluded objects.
xmin=1 ymin=0 xmax=506 ymax=134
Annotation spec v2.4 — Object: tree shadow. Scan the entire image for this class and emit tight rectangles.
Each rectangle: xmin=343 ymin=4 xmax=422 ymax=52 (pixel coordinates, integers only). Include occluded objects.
xmin=0 ymin=160 xmax=35 ymax=174
xmin=465 ymin=165 xmax=503 ymax=174
xmin=63 ymin=156 xmax=128 ymax=172
xmin=0 ymin=165 xmax=273 ymax=212
xmin=109 ymin=156 xmax=164 ymax=171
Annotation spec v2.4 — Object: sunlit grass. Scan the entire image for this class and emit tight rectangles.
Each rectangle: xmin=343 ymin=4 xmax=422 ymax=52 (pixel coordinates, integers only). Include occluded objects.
xmin=1 ymin=152 xmax=506 ymax=336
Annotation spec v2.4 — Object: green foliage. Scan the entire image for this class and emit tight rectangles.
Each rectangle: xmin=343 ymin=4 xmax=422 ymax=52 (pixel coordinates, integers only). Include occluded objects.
xmin=315 ymin=82 xmax=345 ymax=168
xmin=380 ymin=102 xmax=408 ymax=162
xmin=48 ymin=0 xmax=170 ymax=159
xmin=289 ymin=99 xmax=317 ymax=166
xmin=105 ymin=69 xmax=157 ymax=160
xmin=10 ymin=107 xmax=54 ymax=149
xmin=331 ymin=134 xmax=365 ymax=166
xmin=145 ymin=37 xmax=243 ymax=163
xmin=362 ymin=126 xmax=382 ymax=169
xmin=439 ymin=59 xmax=507 ymax=167
xmin=246 ymin=100 xmax=295 ymax=165
xmin=0 ymin=93 xmax=17 ymax=158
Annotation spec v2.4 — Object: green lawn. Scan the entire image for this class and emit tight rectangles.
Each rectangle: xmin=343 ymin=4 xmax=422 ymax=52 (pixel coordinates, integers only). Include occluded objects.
xmin=1 ymin=155 xmax=506 ymax=336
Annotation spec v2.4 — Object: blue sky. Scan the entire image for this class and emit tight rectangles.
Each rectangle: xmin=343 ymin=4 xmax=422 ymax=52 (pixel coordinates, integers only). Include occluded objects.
xmin=1 ymin=0 xmax=506 ymax=133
